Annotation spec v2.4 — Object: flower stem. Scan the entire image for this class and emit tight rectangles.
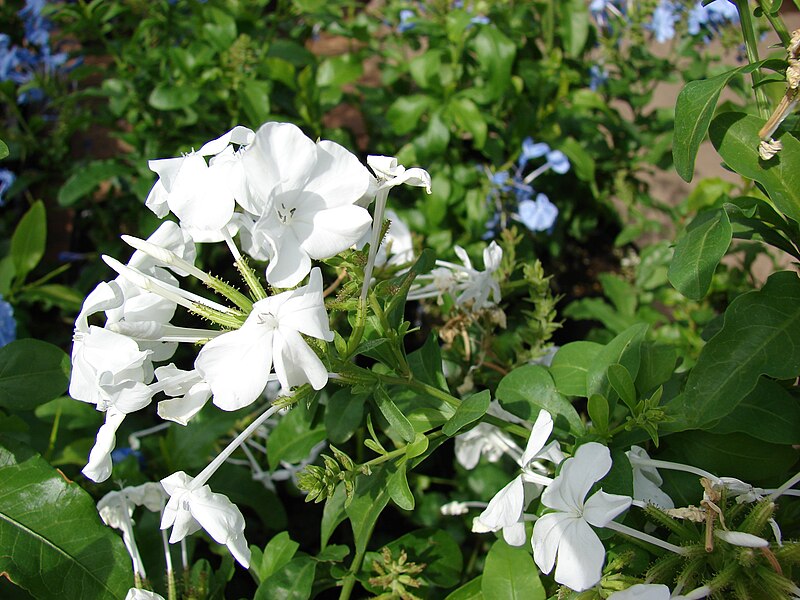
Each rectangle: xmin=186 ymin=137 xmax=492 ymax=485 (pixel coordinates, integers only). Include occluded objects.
xmin=733 ymin=0 xmax=771 ymax=120
xmin=767 ymin=470 xmax=800 ymax=500
xmin=605 ymin=520 xmax=687 ymax=555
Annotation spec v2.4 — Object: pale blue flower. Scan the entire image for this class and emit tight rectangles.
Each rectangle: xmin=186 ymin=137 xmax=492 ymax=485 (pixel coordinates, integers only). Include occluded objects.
xmin=589 ymin=64 xmax=608 ymax=91
xmin=648 ymin=1 xmax=679 ymax=43
xmin=398 ymin=9 xmax=416 ymax=33
xmin=470 ymin=15 xmax=490 ymax=25
xmin=546 ymin=150 xmax=570 ymax=175
xmin=518 ymin=193 xmax=558 ymax=232
xmin=519 ymin=138 xmax=550 ymax=167
xmin=0 ymin=295 xmax=16 ymax=348
xmin=688 ymin=1 xmax=738 ymax=36
xmin=0 ymin=169 xmax=15 ymax=205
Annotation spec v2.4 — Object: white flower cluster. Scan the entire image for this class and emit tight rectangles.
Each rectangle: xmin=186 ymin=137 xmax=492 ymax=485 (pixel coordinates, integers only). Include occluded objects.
xmin=70 ymin=122 xmax=431 ymax=569
xmin=447 ymin=408 xmax=800 ymax=595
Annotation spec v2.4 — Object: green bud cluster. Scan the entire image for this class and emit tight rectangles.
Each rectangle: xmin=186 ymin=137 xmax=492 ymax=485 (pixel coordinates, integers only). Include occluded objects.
xmin=297 ymin=445 xmax=365 ymax=504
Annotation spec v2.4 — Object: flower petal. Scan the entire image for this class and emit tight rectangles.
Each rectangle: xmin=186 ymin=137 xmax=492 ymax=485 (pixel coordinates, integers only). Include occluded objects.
xmin=195 ymin=326 xmax=273 ymax=411
xmin=520 ymin=410 xmax=553 ymax=466
xmin=552 ymin=517 xmax=606 ymax=591
xmin=542 ymin=442 xmax=612 ymax=513
xmin=583 ymin=490 xmax=632 ymax=527
xmin=478 ymin=475 xmax=525 ymax=530
xmin=272 ymin=328 xmax=329 ymax=390
xmin=532 ymin=511 xmax=573 ymax=575
xmin=83 ymin=408 xmax=126 ymax=483
xmin=301 ymin=205 xmax=372 ymax=259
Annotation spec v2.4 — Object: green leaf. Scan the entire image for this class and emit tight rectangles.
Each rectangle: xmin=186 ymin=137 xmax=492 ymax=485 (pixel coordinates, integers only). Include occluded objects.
xmin=708 ymin=377 xmax=800 ymax=444
xmin=18 ymin=284 xmax=84 ymax=313
xmin=387 ymin=95 xmax=434 ymax=135
xmin=381 ymin=528 xmax=463 ymax=588
xmin=325 ymin=388 xmax=365 ymax=444
xmin=587 ymin=394 xmax=609 ymax=432
xmin=709 ymin=112 xmax=800 ymax=222
xmin=667 ymin=271 xmax=800 ymax=429
xmin=0 ymin=438 xmax=133 ymax=599
xmin=661 ymin=431 xmax=797 ymax=483
xmin=443 ymin=390 xmax=490 ymax=436
xmin=407 ymin=332 xmax=449 ymax=391
xmin=673 ymin=61 xmax=769 ymax=182
xmin=254 ymin=555 xmax=316 ymax=600
xmin=558 ymin=0 xmax=589 ymax=56
xmin=0 ymin=340 xmax=70 ymax=411
xmin=607 ymin=364 xmax=637 ymax=411
xmin=0 ymin=139 xmax=8 ymax=160
xmin=58 ymin=161 xmax=130 ymax=207
xmin=374 ymin=386 xmax=415 ymax=443
xmin=668 ymin=208 xmax=732 ymax=300
xmin=481 ymin=539 xmax=545 ymax=600
xmin=383 ymin=249 xmax=435 ymax=330
xmin=446 ymin=576 xmax=483 ymax=599
xmin=251 ymin=531 xmax=299 ymax=584
xmin=239 ymin=79 xmax=271 ymax=127
xmin=416 ymin=112 xmax=450 ymax=157
xmin=405 ymin=432 xmax=429 ymax=459
xmin=346 ymin=466 xmax=392 ymax=557
xmin=469 ymin=28 xmax=516 ymax=104
xmin=267 ymin=403 xmax=326 ymax=470
xmin=586 ymin=324 xmax=648 ymax=399
xmin=448 ymin=96 xmax=487 ymax=148
xmin=635 ymin=342 xmax=677 ymax=394
xmin=560 ymin=137 xmax=596 ymax=186
xmin=10 ymin=201 xmax=46 ymax=281
xmin=148 ymin=85 xmax=200 ymax=111
xmin=496 ymin=365 xmax=584 ymax=434
xmin=320 ymin=483 xmax=347 ymax=548
xmin=387 ymin=462 xmax=414 ymax=510
xmin=549 ymin=341 xmax=602 ymax=397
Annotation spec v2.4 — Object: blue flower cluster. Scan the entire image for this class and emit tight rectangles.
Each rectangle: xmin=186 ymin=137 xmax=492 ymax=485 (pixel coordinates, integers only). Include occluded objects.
xmin=647 ymin=0 xmax=739 ymax=43
xmin=0 ymin=295 xmax=16 ymax=348
xmin=0 ymin=169 xmax=15 ymax=206
xmin=0 ymin=0 xmax=71 ymax=104
xmin=484 ymin=138 xmax=570 ymax=237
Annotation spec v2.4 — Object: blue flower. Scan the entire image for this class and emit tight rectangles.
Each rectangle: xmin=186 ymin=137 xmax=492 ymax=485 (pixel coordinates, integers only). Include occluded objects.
xmin=519 ymin=137 xmax=550 ymax=167
xmin=688 ymin=1 xmax=738 ymax=36
xmin=589 ymin=64 xmax=608 ymax=91
xmin=518 ymin=194 xmax=558 ymax=233
xmin=19 ymin=0 xmax=51 ymax=49
xmin=490 ymin=169 xmax=510 ymax=190
xmin=398 ymin=9 xmax=416 ymax=33
xmin=648 ymin=1 xmax=680 ymax=43
xmin=470 ymin=15 xmax=490 ymax=26
xmin=546 ymin=150 xmax=570 ymax=175
xmin=0 ymin=295 xmax=16 ymax=348
xmin=0 ymin=169 xmax=15 ymax=205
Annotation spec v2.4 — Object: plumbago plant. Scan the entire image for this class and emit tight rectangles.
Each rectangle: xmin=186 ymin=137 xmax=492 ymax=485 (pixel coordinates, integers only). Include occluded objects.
xmin=2 ymin=5 xmax=800 ymax=600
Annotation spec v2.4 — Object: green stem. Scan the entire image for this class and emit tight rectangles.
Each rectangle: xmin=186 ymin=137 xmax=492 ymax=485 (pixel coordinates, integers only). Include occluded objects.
xmin=361 ymin=431 xmax=446 ymax=469
xmin=734 ymin=0 xmax=771 ymax=120
xmin=44 ymin=403 xmax=62 ymax=461
xmin=346 ymin=297 xmax=368 ymax=357
xmin=756 ymin=0 xmax=791 ymax=46
xmin=339 ymin=543 xmax=368 ymax=600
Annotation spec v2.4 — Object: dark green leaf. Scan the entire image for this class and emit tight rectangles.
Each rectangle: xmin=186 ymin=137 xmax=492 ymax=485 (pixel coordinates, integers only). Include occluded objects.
xmin=709 ymin=377 xmax=800 ymax=444
xmin=709 ymin=112 xmax=800 ymax=222
xmin=0 ymin=340 xmax=70 ymax=411
xmin=667 ymin=271 xmax=800 ymax=429
xmin=320 ymin=483 xmax=347 ymax=548
xmin=325 ymin=388 xmax=365 ymax=444
xmin=0 ymin=438 xmax=132 ymax=599
xmin=267 ymin=403 xmax=326 ymax=470
xmin=381 ymin=528 xmax=463 ymax=588
xmin=251 ymin=532 xmax=299 ymax=584
xmin=469 ymin=28 xmax=516 ymax=104
xmin=586 ymin=324 xmax=648 ymax=399
xmin=496 ymin=365 xmax=584 ymax=434
xmin=443 ymin=390 xmax=491 ymax=436
xmin=374 ymin=386 xmax=415 ymax=443
xmin=668 ymin=208 xmax=732 ymax=299
xmin=607 ymin=364 xmax=637 ymax=411
xmin=0 ymin=139 xmax=8 ymax=160
xmin=587 ymin=394 xmax=609 ymax=432
xmin=448 ymin=96 xmax=487 ymax=148
xmin=387 ymin=95 xmax=434 ymax=135
xmin=558 ymin=0 xmax=589 ymax=56
xmin=481 ymin=539 xmax=545 ymax=600
xmin=673 ymin=61 xmax=769 ymax=182
xmin=346 ymin=466 xmax=392 ymax=557
xmin=407 ymin=333 xmax=448 ymax=391
xmin=254 ymin=555 xmax=315 ymax=600
xmin=635 ymin=342 xmax=677 ymax=394
xmin=10 ymin=201 xmax=46 ymax=280
xmin=387 ymin=462 xmax=414 ymax=510
xmin=58 ymin=161 xmax=130 ymax=207
xmin=239 ymin=79 xmax=271 ymax=127
xmin=445 ymin=576 xmax=483 ymax=599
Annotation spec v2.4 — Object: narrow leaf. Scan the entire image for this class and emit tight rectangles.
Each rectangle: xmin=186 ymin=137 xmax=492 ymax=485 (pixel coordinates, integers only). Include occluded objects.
xmin=374 ymin=386 xmax=415 ymax=442
xmin=443 ymin=390 xmax=491 ymax=436
xmin=607 ymin=363 xmax=637 ymax=411
xmin=10 ymin=200 xmax=46 ymax=281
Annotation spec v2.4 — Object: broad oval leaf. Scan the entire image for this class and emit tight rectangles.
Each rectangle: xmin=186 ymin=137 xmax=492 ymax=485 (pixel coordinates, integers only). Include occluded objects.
xmin=709 ymin=112 xmax=800 ymax=222
xmin=496 ymin=365 xmax=584 ymax=434
xmin=673 ymin=60 xmax=770 ymax=182
xmin=668 ymin=207 xmax=732 ymax=300
xmin=549 ymin=341 xmax=602 ymax=397
xmin=481 ymin=538 xmax=545 ymax=600
xmin=148 ymin=85 xmax=200 ymax=111
xmin=253 ymin=555 xmax=316 ymax=600
xmin=0 ymin=439 xmax=133 ymax=599
xmin=0 ymin=339 xmax=70 ymax=411
xmin=668 ymin=271 xmax=800 ymax=429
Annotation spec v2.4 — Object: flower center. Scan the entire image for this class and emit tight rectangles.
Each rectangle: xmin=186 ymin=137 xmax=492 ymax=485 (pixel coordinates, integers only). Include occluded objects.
xmin=257 ymin=312 xmax=279 ymax=330
xmin=276 ymin=201 xmax=297 ymax=225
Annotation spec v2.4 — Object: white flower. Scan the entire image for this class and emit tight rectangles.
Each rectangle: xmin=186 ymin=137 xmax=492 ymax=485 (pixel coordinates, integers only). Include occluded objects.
xmin=146 ymin=127 xmax=253 ymax=240
xmin=125 ymin=589 xmax=166 ymax=600
xmin=83 ymin=407 xmax=126 ymax=482
xmin=714 ymin=529 xmax=769 ymax=547
xmin=241 ymin=122 xmax=373 ymax=287
xmin=475 ymin=410 xmax=563 ymax=546
xmin=608 ymin=584 xmax=711 ymax=600
xmin=195 ymin=267 xmax=333 ymax=410
xmin=454 ymin=401 xmax=526 ymax=469
xmin=152 ymin=364 xmax=212 ymax=425
xmin=160 ymin=471 xmax=250 ymax=568
xmin=532 ymin=442 xmax=632 ymax=592
xmin=367 ymin=155 xmax=432 ymax=194
xmin=627 ymin=446 xmax=674 ymax=509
